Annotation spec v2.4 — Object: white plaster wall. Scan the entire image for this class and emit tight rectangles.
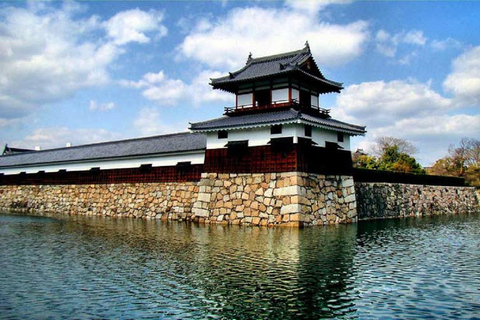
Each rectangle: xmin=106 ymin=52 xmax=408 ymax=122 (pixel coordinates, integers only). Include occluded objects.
xmin=205 ymin=124 xmax=352 ymax=151
xmin=311 ymin=127 xmax=351 ymax=150
xmin=206 ymin=124 xmax=300 ymax=149
xmin=1 ymin=151 xmax=205 ymax=175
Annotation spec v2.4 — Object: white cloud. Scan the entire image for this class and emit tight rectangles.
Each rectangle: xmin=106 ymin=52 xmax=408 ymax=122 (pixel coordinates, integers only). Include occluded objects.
xmin=431 ymin=38 xmax=462 ymax=51
xmin=402 ymin=30 xmax=427 ymax=46
xmin=89 ymin=100 xmax=116 ymax=111
xmin=443 ymin=45 xmax=480 ymax=106
xmin=285 ymin=0 xmax=352 ymax=15
xmin=177 ymin=6 xmax=369 ymax=69
xmin=121 ymin=70 xmax=230 ymax=107
xmin=133 ymin=107 xmax=184 ymax=136
xmin=374 ymin=29 xmax=427 ymax=62
xmin=333 ymin=79 xmax=452 ymax=127
xmin=121 ymin=71 xmax=187 ymax=106
xmin=0 ymin=4 xmax=113 ymax=120
xmin=356 ymin=114 xmax=480 ymax=165
xmin=13 ymin=127 xmax=122 ymax=150
xmin=0 ymin=3 xmax=167 ymax=124
xmin=332 ymin=79 xmax=475 ymax=166
xmin=104 ymin=8 xmax=167 ymax=45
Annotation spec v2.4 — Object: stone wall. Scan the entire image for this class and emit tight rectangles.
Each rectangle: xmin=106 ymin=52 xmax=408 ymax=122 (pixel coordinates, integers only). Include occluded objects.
xmin=191 ymin=172 xmax=357 ymax=227
xmin=355 ymin=182 xmax=479 ymax=220
xmin=0 ymin=183 xmax=198 ymax=221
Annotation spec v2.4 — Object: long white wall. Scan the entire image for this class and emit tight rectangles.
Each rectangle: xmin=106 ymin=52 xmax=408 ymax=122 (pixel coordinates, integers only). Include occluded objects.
xmin=1 ymin=151 xmax=205 ymax=175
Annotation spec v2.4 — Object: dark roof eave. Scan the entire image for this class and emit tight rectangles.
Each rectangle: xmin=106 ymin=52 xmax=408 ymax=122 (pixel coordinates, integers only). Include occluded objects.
xmin=211 ymin=70 xmax=343 ymax=93
xmin=190 ymin=109 xmax=366 ymax=135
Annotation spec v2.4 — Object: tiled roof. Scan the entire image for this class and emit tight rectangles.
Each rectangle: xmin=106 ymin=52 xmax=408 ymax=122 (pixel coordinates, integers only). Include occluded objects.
xmin=190 ymin=109 xmax=366 ymax=136
xmin=210 ymin=43 xmax=343 ymax=93
xmin=0 ymin=132 xmax=206 ymax=168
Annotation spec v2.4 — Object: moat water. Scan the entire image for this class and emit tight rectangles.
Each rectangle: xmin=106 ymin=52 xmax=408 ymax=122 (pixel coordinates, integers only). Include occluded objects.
xmin=1 ymin=212 xmax=480 ymax=319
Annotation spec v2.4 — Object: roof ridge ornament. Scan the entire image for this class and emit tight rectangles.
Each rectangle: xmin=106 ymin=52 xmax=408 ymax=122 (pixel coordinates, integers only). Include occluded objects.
xmin=246 ymin=52 xmax=253 ymax=64
xmin=305 ymin=40 xmax=311 ymax=53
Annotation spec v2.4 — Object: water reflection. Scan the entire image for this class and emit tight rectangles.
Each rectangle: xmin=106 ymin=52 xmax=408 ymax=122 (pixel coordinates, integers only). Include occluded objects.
xmin=1 ymin=212 xmax=480 ymax=319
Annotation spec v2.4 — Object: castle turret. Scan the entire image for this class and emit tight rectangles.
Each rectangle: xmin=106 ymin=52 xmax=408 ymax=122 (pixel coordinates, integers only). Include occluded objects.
xmin=190 ymin=43 xmax=366 ymax=175
xmin=211 ymin=42 xmax=342 ymax=117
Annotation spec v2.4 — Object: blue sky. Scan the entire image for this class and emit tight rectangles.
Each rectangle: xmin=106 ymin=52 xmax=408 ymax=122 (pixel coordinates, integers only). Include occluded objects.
xmin=1 ymin=0 xmax=479 ymax=166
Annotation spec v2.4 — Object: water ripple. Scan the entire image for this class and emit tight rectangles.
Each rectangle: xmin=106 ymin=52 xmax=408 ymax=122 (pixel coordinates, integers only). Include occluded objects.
xmin=1 ymin=213 xmax=480 ymax=319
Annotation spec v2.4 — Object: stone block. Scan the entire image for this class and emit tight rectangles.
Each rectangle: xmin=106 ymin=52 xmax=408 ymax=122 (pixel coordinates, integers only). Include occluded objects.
xmin=280 ymin=204 xmax=301 ymax=215
xmin=342 ymin=178 xmax=354 ymax=188
xmin=197 ymin=193 xmax=210 ymax=202
xmin=273 ymin=186 xmax=300 ymax=197
xmin=345 ymin=194 xmax=356 ymax=203
xmin=192 ymin=208 xmax=210 ymax=217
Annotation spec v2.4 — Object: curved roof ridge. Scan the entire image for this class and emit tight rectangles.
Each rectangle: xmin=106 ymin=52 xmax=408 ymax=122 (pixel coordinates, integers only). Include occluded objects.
xmin=248 ymin=48 xmax=306 ymax=65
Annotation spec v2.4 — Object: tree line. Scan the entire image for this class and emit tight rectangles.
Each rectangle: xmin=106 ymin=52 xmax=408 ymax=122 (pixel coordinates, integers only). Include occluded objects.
xmin=352 ymin=136 xmax=480 ymax=187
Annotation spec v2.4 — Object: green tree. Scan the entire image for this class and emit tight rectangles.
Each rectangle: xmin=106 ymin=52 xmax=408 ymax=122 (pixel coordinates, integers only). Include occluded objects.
xmin=377 ymin=145 xmax=425 ymax=174
xmin=353 ymin=154 xmax=379 ymax=170
xmin=353 ymin=137 xmax=425 ymax=174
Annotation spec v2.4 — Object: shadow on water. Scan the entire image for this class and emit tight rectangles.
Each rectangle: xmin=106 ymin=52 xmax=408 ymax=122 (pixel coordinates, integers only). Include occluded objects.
xmin=1 ymin=212 xmax=480 ymax=319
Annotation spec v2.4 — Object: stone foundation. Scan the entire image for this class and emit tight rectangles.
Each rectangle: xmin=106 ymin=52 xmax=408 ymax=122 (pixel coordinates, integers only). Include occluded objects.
xmin=191 ymin=172 xmax=357 ymax=226
xmin=0 ymin=176 xmax=478 ymax=227
xmin=355 ymin=182 xmax=479 ymax=220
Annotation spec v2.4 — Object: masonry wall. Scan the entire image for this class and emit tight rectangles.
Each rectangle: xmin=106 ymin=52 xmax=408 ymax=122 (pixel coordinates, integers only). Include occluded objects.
xmin=0 ymin=176 xmax=478 ymax=226
xmin=191 ymin=172 xmax=357 ymax=227
xmin=0 ymin=172 xmax=357 ymax=226
xmin=0 ymin=183 xmax=199 ymax=221
xmin=355 ymin=182 xmax=479 ymax=220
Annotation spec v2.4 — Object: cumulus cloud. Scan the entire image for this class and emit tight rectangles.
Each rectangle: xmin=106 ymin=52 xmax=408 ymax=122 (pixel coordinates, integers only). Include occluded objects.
xmin=443 ymin=45 xmax=480 ymax=106
xmin=331 ymin=79 xmax=478 ymax=165
xmin=13 ymin=127 xmax=122 ymax=150
xmin=356 ymin=114 xmax=480 ymax=165
xmin=0 ymin=3 xmax=167 ymax=124
xmin=121 ymin=70 xmax=230 ymax=107
xmin=333 ymin=79 xmax=452 ymax=127
xmin=177 ymin=6 xmax=369 ymax=69
xmin=104 ymin=8 xmax=167 ymax=45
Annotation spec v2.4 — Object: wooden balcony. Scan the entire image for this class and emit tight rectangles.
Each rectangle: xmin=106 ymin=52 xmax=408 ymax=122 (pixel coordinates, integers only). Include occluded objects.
xmin=224 ymin=99 xmax=331 ymax=118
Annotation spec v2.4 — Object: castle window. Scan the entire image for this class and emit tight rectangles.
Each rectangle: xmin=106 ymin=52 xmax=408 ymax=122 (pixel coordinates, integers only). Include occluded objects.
xmin=271 ymin=124 xmax=282 ymax=135
xmin=254 ymin=89 xmax=270 ymax=107
xmin=337 ymin=132 xmax=344 ymax=142
xmin=226 ymin=140 xmax=249 ymax=156
xmin=176 ymin=161 xmax=192 ymax=173
xmin=269 ymin=137 xmax=294 ymax=153
xmin=139 ymin=164 xmax=152 ymax=173
xmin=218 ymin=130 xmax=228 ymax=139
xmin=300 ymin=89 xmax=311 ymax=108
xmin=305 ymin=125 xmax=312 ymax=137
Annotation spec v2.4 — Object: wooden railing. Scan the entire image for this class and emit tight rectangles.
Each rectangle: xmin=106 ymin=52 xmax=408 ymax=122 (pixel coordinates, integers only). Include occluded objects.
xmin=224 ymin=99 xmax=330 ymax=117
